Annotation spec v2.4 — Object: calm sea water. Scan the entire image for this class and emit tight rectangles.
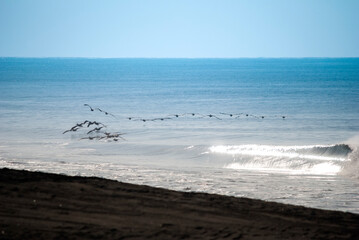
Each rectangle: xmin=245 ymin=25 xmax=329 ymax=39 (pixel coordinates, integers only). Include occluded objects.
xmin=1 ymin=58 xmax=359 ymax=213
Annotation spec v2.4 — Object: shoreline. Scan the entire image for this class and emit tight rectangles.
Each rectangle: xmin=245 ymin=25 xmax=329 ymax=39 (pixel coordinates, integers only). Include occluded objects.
xmin=0 ymin=168 xmax=358 ymax=239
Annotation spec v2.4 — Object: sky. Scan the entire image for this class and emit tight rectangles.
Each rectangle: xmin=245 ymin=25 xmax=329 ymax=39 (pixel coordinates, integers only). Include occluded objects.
xmin=0 ymin=0 xmax=358 ymax=58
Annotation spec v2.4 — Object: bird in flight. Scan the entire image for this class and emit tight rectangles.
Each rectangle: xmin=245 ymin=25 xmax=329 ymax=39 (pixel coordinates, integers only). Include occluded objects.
xmin=81 ymin=136 xmax=101 ymax=140
xmin=63 ymin=126 xmax=80 ymax=134
xmin=86 ymin=121 xmax=106 ymax=128
xmin=151 ymin=117 xmax=172 ymax=121
xmin=102 ymin=132 xmax=126 ymax=141
xmin=168 ymin=113 xmax=185 ymax=118
xmin=206 ymin=114 xmax=222 ymax=120
xmin=95 ymin=108 xmax=116 ymax=117
xmin=184 ymin=113 xmax=205 ymax=118
xmin=84 ymin=104 xmax=95 ymax=111
xmin=219 ymin=112 xmax=244 ymax=118
xmin=87 ymin=126 xmax=105 ymax=134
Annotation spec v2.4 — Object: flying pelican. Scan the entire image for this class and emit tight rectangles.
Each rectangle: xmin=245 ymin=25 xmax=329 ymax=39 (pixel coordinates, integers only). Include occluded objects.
xmin=134 ymin=118 xmax=150 ymax=122
xmin=274 ymin=115 xmax=286 ymax=119
xmin=84 ymin=104 xmax=95 ymax=111
xmin=234 ymin=113 xmax=247 ymax=119
xmin=206 ymin=114 xmax=222 ymax=120
xmin=95 ymin=108 xmax=116 ymax=117
xmin=81 ymin=136 xmax=100 ymax=140
xmin=220 ymin=112 xmax=243 ymax=117
xmin=242 ymin=114 xmax=256 ymax=118
xmin=63 ymin=126 xmax=80 ymax=134
xmin=168 ymin=113 xmax=185 ymax=118
xmin=86 ymin=121 xmax=105 ymax=127
xmin=184 ymin=113 xmax=205 ymax=118
xmin=87 ymin=126 xmax=104 ymax=134
xmin=102 ymin=132 xmax=126 ymax=140
xmin=221 ymin=113 xmax=233 ymax=117
xmin=63 ymin=121 xmax=91 ymax=134
xmin=151 ymin=117 xmax=172 ymax=121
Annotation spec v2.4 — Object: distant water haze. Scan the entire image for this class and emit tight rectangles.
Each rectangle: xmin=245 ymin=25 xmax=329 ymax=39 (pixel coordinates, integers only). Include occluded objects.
xmin=0 ymin=58 xmax=359 ymax=213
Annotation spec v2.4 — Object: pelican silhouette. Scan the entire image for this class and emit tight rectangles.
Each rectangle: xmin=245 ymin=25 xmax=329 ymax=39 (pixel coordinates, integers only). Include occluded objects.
xmin=86 ymin=121 xmax=105 ymax=127
xmin=274 ymin=115 xmax=286 ymax=119
xmin=63 ymin=121 xmax=90 ymax=134
xmin=234 ymin=113 xmax=247 ymax=119
xmin=151 ymin=117 xmax=172 ymax=121
xmin=134 ymin=118 xmax=149 ymax=122
xmin=220 ymin=112 xmax=235 ymax=117
xmin=220 ymin=112 xmax=244 ymax=118
xmin=84 ymin=104 xmax=94 ymax=111
xmin=134 ymin=118 xmax=167 ymax=122
xmin=185 ymin=113 xmax=205 ymax=118
xmin=168 ymin=114 xmax=185 ymax=118
xmin=63 ymin=126 xmax=80 ymax=134
xmin=127 ymin=117 xmax=142 ymax=121
xmin=102 ymin=132 xmax=126 ymax=140
xmin=87 ymin=126 xmax=104 ymax=134
xmin=95 ymin=108 xmax=116 ymax=117
xmin=206 ymin=114 xmax=222 ymax=120
xmin=81 ymin=136 xmax=100 ymax=140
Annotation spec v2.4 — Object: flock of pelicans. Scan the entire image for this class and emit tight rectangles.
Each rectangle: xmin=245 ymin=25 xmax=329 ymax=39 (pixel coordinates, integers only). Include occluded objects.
xmin=63 ymin=104 xmax=287 ymax=142
xmin=62 ymin=120 xmax=125 ymax=141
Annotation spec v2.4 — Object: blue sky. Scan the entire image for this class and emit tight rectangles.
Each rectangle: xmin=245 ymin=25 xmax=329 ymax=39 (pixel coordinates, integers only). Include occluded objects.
xmin=0 ymin=0 xmax=358 ymax=58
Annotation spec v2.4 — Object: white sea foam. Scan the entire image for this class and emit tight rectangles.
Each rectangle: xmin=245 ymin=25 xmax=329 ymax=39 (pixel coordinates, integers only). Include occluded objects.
xmin=210 ymin=144 xmax=352 ymax=175
xmin=224 ymin=161 xmax=341 ymax=175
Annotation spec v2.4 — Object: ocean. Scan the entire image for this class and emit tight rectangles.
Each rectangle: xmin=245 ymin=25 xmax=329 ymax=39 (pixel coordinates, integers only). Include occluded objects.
xmin=1 ymin=58 xmax=358 ymax=213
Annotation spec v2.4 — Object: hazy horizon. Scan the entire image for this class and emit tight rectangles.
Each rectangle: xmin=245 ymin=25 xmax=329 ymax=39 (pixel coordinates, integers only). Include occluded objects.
xmin=2 ymin=57 xmax=359 ymax=59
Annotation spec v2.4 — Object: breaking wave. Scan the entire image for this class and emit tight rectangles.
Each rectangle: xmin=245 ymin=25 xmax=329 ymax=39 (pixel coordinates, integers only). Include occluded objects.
xmin=340 ymin=145 xmax=359 ymax=179
xmin=209 ymin=144 xmax=356 ymax=175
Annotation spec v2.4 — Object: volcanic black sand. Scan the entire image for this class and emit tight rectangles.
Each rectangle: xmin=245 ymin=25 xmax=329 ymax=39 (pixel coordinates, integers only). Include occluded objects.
xmin=0 ymin=168 xmax=358 ymax=239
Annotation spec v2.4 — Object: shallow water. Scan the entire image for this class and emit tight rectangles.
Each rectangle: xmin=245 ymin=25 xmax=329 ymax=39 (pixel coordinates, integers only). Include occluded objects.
xmin=0 ymin=58 xmax=358 ymax=213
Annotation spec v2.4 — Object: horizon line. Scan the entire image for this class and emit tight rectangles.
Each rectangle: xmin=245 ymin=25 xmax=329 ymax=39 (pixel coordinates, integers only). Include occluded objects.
xmin=1 ymin=56 xmax=359 ymax=59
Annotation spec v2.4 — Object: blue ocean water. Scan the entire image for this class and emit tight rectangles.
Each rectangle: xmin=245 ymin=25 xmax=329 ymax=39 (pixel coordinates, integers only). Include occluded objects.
xmin=1 ymin=58 xmax=359 ymax=213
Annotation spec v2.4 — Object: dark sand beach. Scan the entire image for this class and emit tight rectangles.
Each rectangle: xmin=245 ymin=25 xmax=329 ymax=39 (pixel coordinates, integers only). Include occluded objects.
xmin=0 ymin=168 xmax=358 ymax=240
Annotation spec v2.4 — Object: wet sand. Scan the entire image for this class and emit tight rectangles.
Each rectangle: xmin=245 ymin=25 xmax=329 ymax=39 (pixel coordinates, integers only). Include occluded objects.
xmin=0 ymin=168 xmax=358 ymax=239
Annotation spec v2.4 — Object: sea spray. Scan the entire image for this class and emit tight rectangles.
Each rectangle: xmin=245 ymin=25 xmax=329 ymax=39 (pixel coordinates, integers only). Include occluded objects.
xmin=340 ymin=136 xmax=359 ymax=178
